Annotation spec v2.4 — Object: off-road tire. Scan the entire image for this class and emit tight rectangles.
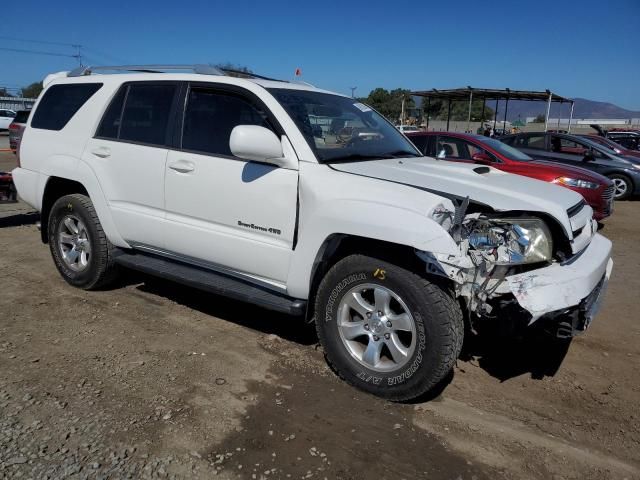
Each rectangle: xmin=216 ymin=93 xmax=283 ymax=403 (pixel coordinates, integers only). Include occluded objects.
xmin=48 ymin=194 xmax=119 ymax=290
xmin=315 ymin=254 xmax=464 ymax=401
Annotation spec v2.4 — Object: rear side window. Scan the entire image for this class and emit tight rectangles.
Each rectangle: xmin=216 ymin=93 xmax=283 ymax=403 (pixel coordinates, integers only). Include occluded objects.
xmin=31 ymin=83 xmax=102 ymax=130
xmin=96 ymin=87 xmax=127 ymax=139
xmin=96 ymin=83 xmax=177 ymax=146
xmin=524 ymin=135 xmax=546 ymax=149
xmin=181 ymin=88 xmax=272 ymax=157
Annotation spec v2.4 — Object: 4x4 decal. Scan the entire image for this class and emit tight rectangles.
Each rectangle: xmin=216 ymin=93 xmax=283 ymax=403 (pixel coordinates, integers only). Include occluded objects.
xmin=237 ymin=220 xmax=281 ymax=235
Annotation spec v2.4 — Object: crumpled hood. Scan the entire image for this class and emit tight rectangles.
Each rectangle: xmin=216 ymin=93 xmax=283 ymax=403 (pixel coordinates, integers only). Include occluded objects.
xmin=330 ymin=156 xmax=585 ymax=234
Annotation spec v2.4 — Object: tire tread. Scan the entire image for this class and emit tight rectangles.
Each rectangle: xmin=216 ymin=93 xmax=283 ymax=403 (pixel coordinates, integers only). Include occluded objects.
xmin=314 ymin=254 xmax=464 ymax=402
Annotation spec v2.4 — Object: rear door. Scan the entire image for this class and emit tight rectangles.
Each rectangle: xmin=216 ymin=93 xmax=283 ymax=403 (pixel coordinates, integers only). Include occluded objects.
xmin=83 ymin=81 xmax=180 ymax=248
xmin=162 ymin=83 xmax=299 ymax=286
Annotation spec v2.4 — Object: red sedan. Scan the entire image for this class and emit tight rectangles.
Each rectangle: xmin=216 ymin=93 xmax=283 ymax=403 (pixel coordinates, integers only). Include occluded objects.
xmin=578 ymin=134 xmax=640 ymax=160
xmin=407 ymin=132 xmax=614 ymax=220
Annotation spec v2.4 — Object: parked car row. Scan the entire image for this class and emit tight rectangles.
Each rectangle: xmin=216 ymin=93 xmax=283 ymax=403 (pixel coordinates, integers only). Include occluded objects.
xmin=407 ymin=132 xmax=614 ymax=220
xmin=500 ymin=132 xmax=640 ymax=200
xmin=590 ymin=125 xmax=640 ymax=152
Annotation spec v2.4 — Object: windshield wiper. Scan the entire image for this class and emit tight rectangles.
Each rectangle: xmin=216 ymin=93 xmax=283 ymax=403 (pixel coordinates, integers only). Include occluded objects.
xmin=326 ymin=150 xmax=421 ymax=163
xmin=381 ymin=150 xmax=421 ymax=158
xmin=325 ymin=153 xmax=394 ymax=163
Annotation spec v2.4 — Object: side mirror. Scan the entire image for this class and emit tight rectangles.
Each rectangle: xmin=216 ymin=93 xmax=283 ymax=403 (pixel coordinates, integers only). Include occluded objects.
xmin=230 ymin=125 xmax=286 ymax=166
xmin=471 ymin=152 xmax=493 ymax=164
xmin=583 ymin=149 xmax=596 ymax=161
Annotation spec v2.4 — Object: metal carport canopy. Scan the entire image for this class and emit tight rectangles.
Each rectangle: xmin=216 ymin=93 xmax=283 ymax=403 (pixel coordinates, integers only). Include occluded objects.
xmin=410 ymin=87 xmax=575 ymax=133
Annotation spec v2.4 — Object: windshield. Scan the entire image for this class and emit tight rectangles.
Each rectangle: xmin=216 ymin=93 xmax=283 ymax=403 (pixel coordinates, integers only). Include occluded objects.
xmin=479 ymin=136 xmax=533 ymax=161
xmin=268 ymin=88 xmax=420 ymax=162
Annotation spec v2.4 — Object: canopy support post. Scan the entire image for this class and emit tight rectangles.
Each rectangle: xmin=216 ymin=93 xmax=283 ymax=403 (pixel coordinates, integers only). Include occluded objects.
xmin=544 ymin=91 xmax=553 ymax=132
xmin=426 ymin=97 xmax=431 ymax=130
xmin=503 ymin=94 xmax=509 ymax=133
xmin=466 ymin=88 xmax=473 ymax=133
xmin=568 ymin=101 xmax=574 ymax=133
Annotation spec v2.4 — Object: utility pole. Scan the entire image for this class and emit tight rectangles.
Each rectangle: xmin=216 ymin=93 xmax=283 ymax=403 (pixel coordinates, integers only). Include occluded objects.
xmin=72 ymin=44 xmax=83 ymax=66
xmin=350 ymin=86 xmax=357 ymax=98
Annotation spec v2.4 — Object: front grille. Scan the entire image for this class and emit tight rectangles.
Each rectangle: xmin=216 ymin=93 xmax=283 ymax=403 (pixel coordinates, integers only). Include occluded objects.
xmin=567 ymin=200 xmax=586 ymax=218
xmin=602 ymin=185 xmax=614 ymax=215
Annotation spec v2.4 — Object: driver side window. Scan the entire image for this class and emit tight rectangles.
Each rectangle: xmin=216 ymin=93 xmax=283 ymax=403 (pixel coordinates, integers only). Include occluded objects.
xmin=182 ymin=88 xmax=273 ymax=157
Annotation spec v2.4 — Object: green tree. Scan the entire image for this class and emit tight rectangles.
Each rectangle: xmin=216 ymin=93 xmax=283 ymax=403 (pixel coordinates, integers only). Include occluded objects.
xmin=21 ymin=82 xmax=43 ymax=99
xmin=422 ymin=98 xmax=494 ymax=122
xmin=361 ymin=88 xmax=414 ymax=122
xmin=532 ymin=113 xmax=546 ymax=123
xmin=0 ymin=88 xmax=13 ymax=97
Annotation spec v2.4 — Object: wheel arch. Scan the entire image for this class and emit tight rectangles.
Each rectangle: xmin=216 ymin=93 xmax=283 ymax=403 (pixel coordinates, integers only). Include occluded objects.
xmin=304 ymin=234 xmax=457 ymax=321
xmin=39 ymin=163 xmax=127 ymax=248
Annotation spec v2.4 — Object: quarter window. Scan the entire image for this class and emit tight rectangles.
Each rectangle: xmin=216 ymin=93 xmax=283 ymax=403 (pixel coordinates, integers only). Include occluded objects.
xmin=181 ymin=88 xmax=272 ymax=157
xmin=31 ymin=83 xmax=102 ymax=130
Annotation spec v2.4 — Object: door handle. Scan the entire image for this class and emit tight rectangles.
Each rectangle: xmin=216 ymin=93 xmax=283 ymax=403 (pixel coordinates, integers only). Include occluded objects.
xmin=168 ymin=160 xmax=195 ymax=173
xmin=91 ymin=147 xmax=111 ymax=158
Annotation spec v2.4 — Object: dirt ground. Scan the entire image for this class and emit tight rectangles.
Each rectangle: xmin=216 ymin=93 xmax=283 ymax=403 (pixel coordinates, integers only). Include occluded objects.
xmin=1 ymin=143 xmax=639 ymax=480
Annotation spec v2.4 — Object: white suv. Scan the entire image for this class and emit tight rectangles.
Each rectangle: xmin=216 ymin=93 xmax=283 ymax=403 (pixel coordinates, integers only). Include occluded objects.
xmin=13 ymin=65 xmax=612 ymax=401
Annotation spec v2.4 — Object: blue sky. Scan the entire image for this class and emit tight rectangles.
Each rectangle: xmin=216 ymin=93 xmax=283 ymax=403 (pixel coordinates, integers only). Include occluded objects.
xmin=3 ymin=0 xmax=639 ymax=110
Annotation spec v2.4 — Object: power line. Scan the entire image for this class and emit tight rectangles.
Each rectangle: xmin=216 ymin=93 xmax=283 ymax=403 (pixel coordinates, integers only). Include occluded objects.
xmin=0 ymin=46 xmax=77 ymax=59
xmin=0 ymin=35 xmax=80 ymax=48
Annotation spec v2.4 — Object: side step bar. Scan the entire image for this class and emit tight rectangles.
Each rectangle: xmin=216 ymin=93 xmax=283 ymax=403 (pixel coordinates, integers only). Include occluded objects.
xmin=113 ymin=249 xmax=306 ymax=316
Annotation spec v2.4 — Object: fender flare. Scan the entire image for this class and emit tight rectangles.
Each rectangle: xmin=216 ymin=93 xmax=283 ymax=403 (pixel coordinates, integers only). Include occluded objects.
xmin=286 ymin=199 xmax=460 ymax=299
xmin=40 ymin=155 xmax=129 ymax=248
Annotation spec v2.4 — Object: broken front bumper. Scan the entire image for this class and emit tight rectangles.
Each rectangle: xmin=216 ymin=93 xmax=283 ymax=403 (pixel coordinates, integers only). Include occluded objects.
xmin=497 ymin=233 xmax=613 ymax=325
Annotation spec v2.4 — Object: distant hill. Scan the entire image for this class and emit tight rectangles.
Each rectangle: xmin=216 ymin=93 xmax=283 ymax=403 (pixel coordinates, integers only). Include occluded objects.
xmin=495 ymin=97 xmax=640 ymax=121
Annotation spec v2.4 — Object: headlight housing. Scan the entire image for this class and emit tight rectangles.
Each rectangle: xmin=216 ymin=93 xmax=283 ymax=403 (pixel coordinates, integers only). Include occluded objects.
xmin=553 ymin=176 xmax=599 ymax=189
xmin=467 ymin=217 xmax=553 ymax=265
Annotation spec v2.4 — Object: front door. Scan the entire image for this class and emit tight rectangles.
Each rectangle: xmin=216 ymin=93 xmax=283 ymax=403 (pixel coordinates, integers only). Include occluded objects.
xmin=163 ymin=85 xmax=298 ymax=287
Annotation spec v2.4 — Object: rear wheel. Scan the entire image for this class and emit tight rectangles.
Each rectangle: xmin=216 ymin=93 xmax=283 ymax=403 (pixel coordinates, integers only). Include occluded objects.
xmin=609 ymin=173 xmax=633 ymax=200
xmin=315 ymin=254 xmax=463 ymax=401
xmin=48 ymin=194 xmax=119 ymax=289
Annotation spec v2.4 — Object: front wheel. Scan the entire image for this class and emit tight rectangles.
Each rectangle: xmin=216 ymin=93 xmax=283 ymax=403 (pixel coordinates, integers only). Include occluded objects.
xmin=315 ymin=255 xmax=463 ymax=401
xmin=609 ymin=173 xmax=633 ymax=200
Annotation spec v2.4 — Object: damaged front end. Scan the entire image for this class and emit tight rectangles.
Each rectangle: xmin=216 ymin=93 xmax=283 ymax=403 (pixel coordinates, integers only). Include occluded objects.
xmin=418 ymin=199 xmax=612 ymax=339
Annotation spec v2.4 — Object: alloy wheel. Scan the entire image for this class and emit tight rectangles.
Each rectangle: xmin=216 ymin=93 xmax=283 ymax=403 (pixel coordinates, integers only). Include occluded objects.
xmin=612 ymin=178 xmax=628 ymax=198
xmin=57 ymin=215 xmax=92 ymax=272
xmin=337 ymin=283 xmax=417 ymax=372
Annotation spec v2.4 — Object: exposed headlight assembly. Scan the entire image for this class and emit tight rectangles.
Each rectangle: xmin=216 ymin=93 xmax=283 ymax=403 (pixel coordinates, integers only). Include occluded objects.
xmin=467 ymin=217 xmax=553 ymax=265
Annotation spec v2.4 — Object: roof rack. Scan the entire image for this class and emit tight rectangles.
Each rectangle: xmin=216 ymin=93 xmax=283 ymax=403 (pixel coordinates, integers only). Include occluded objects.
xmin=67 ymin=64 xmax=285 ymax=82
